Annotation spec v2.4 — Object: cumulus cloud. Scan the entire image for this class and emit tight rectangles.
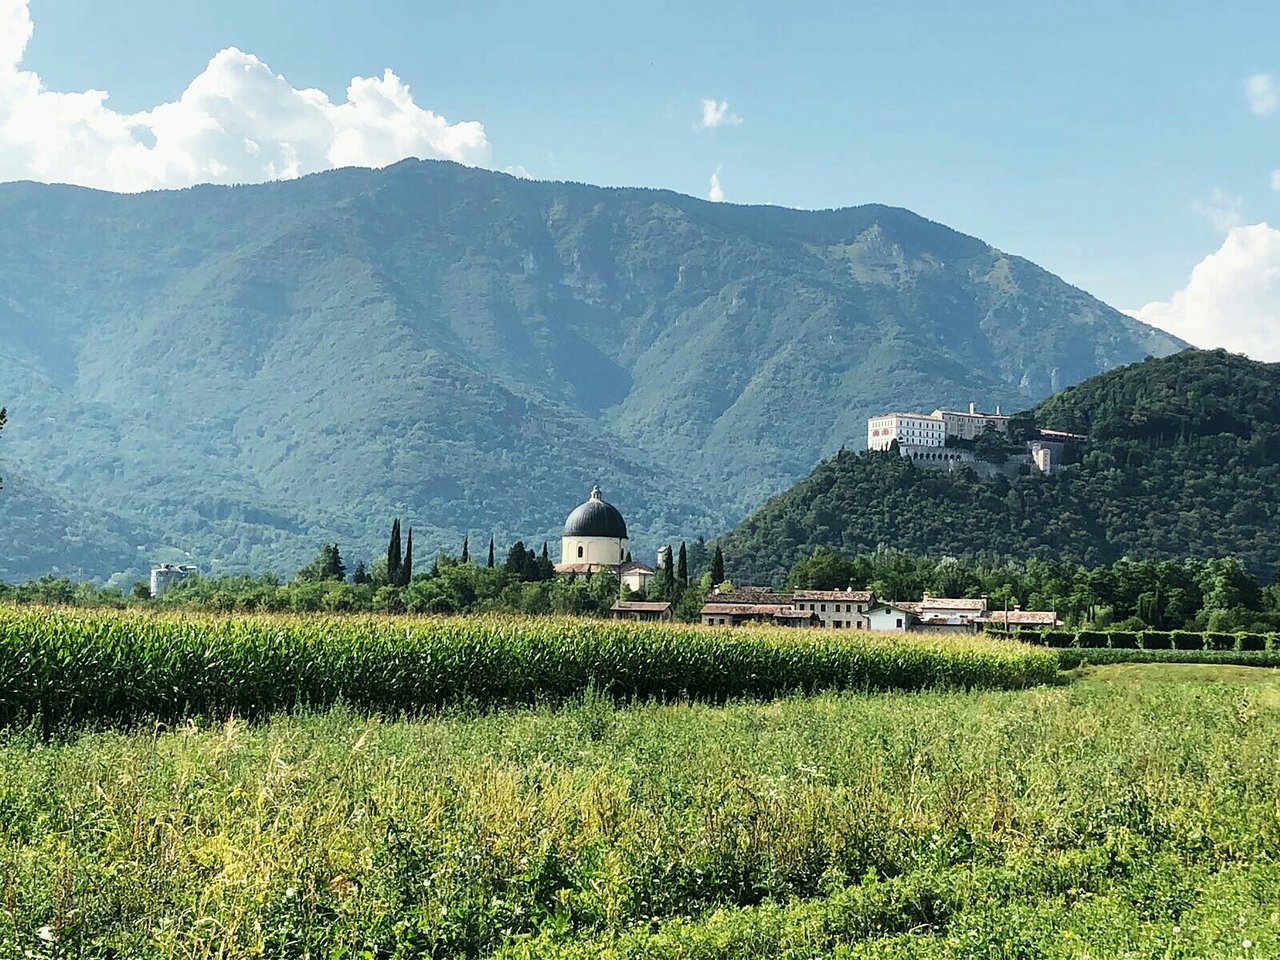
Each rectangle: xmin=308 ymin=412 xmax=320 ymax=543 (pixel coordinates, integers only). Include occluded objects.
xmin=699 ymin=98 xmax=742 ymax=129
xmin=707 ymin=166 xmax=725 ymax=202
xmin=1130 ymin=223 xmax=1280 ymax=361
xmin=1246 ymin=73 xmax=1278 ymax=116
xmin=0 ymin=0 xmax=490 ymax=192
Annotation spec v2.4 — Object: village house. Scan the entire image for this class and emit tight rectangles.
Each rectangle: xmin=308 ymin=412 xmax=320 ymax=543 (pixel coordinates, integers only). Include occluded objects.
xmin=610 ymin=601 xmax=673 ymax=623
xmin=791 ymin=589 xmax=875 ymax=629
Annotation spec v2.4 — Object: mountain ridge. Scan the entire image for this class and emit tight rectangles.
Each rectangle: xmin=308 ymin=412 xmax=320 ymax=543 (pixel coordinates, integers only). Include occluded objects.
xmin=0 ymin=159 xmax=1184 ymax=582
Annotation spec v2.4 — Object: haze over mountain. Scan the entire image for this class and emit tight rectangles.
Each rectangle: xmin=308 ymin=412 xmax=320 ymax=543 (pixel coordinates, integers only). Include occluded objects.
xmin=0 ymin=159 xmax=1184 ymax=582
xmin=719 ymin=349 xmax=1280 ymax=585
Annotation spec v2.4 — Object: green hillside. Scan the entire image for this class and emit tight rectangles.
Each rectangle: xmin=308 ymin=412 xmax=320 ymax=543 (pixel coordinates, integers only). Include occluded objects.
xmin=720 ymin=350 xmax=1280 ymax=584
xmin=0 ymin=160 xmax=1182 ymax=581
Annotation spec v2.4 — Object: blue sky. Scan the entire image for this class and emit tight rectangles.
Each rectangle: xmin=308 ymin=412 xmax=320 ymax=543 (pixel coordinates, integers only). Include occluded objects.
xmin=4 ymin=0 xmax=1279 ymax=354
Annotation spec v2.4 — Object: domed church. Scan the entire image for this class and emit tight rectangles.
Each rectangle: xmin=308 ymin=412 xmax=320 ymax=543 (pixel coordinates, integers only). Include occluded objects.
xmin=556 ymin=486 xmax=655 ymax=593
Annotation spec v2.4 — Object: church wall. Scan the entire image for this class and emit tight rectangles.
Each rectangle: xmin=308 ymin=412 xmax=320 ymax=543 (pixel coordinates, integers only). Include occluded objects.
xmin=562 ymin=536 xmax=628 ymax=566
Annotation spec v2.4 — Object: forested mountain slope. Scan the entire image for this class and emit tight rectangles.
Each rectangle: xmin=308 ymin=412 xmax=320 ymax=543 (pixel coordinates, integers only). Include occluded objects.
xmin=0 ymin=160 xmax=1182 ymax=581
xmin=720 ymin=350 xmax=1280 ymax=584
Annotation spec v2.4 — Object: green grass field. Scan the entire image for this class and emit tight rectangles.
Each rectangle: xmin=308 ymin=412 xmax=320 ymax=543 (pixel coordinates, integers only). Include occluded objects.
xmin=4 ymin=652 xmax=1280 ymax=958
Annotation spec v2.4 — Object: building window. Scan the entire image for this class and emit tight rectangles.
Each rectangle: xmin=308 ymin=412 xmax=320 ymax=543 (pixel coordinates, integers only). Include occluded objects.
xmin=577 ymin=545 xmax=584 ymax=559
xmin=821 ymin=604 xmax=826 ymax=612
xmin=834 ymin=621 xmax=843 ymax=629
xmin=896 ymin=618 xmax=903 ymax=628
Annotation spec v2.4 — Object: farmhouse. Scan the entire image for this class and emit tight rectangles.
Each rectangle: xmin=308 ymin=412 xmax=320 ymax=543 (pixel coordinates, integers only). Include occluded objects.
xmin=611 ymin=601 xmax=673 ymax=623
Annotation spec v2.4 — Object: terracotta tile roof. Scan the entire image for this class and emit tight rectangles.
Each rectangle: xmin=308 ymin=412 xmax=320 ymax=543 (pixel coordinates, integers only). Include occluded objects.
xmin=922 ymin=596 xmax=989 ymax=611
xmin=710 ymin=590 xmax=793 ymax=605
xmin=977 ymin=610 xmax=1061 ymax=625
xmin=702 ymin=603 xmax=803 ymax=617
xmin=554 ymin=562 xmax=615 ymax=575
xmin=893 ymin=602 xmax=923 ymax=614
xmin=793 ymin=590 xmax=874 ymax=602
xmin=619 ymin=562 xmax=655 ymax=574
xmin=611 ymin=601 xmax=672 ymax=613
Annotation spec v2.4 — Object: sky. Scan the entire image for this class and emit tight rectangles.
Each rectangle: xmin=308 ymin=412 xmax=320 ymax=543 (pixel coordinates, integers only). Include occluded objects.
xmin=2 ymin=0 xmax=1278 ymax=359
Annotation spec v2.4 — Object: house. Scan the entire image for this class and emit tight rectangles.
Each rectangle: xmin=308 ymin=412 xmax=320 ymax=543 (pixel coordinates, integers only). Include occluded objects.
xmin=914 ymin=595 xmax=990 ymax=632
xmin=791 ymin=589 xmax=875 ymax=629
xmin=611 ymin=601 xmax=673 ymax=623
xmin=150 ymin=563 xmax=198 ymax=598
xmin=865 ymin=601 xmax=917 ymax=632
xmin=975 ymin=609 xmax=1063 ymax=630
xmin=867 ymin=413 xmax=947 ymax=451
xmin=931 ymin=403 xmax=1011 ymax=441
xmin=700 ymin=603 xmax=819 ymax=628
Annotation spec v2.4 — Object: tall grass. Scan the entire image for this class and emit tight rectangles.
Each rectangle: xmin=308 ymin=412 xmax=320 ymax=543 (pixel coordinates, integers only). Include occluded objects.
xmin=3 ymin=668 xmax=1280 ymax=958
xmin=0 ymin=607 xmax=1056 ymax=729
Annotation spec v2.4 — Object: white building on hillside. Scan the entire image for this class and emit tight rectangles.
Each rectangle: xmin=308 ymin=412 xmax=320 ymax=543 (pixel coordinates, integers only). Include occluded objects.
xmin=867 ymin=413 xmax=946 ymax=450
xmin=931 ymin=403 xmax=1010 ymax=440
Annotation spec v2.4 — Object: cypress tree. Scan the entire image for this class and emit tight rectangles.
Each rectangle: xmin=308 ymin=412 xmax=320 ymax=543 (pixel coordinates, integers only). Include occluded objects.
xmin=660 ymin=546 xmax=675 ymax=599
xmin=711 ymin=545 xmax=725 ymax=586
xmin=387 ymin=519 xmax=402 ymax=587
xmin=402 ymin=528 xmax=413 ymax=586
xmin=488 ymin=538 xmax=495 ymax=568
xmin=541 ymin=541 xmax=549 ymax=561
xmin=677 ymin=542 xmax=689 ymax=587
xmin=461 ymin=536 xmax=470 ymax=564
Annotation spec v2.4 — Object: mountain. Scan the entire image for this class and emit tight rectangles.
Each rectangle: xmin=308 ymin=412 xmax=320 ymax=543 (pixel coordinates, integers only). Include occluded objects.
xmin=718 ymin=349 xmax=1280 ymax=584
xmin=0 ymin=160 xmax=1184 ymax=582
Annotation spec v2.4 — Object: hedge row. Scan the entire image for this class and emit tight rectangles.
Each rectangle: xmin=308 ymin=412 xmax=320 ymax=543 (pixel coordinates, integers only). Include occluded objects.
xmin=986 ymin=627 xmax=1276 ymax=652
xmin=1056 ymin=648 xmax=1280 ymax=670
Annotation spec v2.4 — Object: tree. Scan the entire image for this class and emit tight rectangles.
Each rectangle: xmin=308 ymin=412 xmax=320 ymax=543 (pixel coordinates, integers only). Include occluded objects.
xmin=402 ymin=528 xmax=414 ymax=586
xmin=542 ymin=542 xmax=549 ymax=562
xmin=488 ymin=538 xmax=495 ymax=568
xmin=0 ymin=406 xmax=6 ymax=491
xmin=711 ymin=545 xmax=726 ymax=587
xmin=677 ymin=542 xmax=689 ymax=587
xmin=461 ymin=536 xmax=470 ymax=564
xmin=659 ymin=546 xmax=676 ymax=599
xmin=387 ymin=519 xmax=402 ymax=587
xmin=297 ymin=543 xmax=346 ymax=582
xmin=352 ymin=561 xmax=372 ymax=585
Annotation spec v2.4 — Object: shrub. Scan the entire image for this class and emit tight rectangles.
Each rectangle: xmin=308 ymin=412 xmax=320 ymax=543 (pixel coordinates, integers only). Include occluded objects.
xmin=1041 ymin=631 xmax=1075 ymax=648
xmin=1141 ymin=631 xmax=1172 ymax=650
xmin=1108 ymin=630 xmax=1139 ymax=649
xmin=1075 ymin=631 xmax=1109 ymax=649
xmin=1171 ymin=631 xmax=1205 ymax=651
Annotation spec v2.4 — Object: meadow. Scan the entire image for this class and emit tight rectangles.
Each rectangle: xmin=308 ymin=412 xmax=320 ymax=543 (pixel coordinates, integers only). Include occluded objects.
xmin=3 ymin=609 xmax=1280 ymax=957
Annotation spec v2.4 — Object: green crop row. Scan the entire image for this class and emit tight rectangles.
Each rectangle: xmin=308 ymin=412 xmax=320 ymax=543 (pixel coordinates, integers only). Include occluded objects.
xmin=0 ymin=607 xmax=1057 ymax=730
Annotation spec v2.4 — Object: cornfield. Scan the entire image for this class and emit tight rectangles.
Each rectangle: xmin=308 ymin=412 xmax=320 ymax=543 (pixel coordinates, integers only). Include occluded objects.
xmin=0 ymin=606 xmax=1057 ymax=729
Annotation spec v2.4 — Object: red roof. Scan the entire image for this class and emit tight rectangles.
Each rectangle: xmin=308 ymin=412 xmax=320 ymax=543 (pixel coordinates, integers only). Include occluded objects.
xmin=977 ymin=610 xmax=1061 ymax=625
xmin=922 ymin=596 xmax=989 ymax=611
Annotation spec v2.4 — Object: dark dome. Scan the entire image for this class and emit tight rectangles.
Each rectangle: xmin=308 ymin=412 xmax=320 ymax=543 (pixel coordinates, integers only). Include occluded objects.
xmin=564 ymin=486 xmax=628 ymax=539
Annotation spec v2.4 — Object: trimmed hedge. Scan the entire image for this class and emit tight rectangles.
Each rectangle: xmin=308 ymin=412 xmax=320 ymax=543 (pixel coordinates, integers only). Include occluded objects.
xmin=1058 ymin=649 xmax=1280 ymax=670
xmin=1238 ymin=633 xmax=1269 ymax=652
xmin=1075 ymin=630 xmax=1109 ymax=649
xmin=1171 ymin=631 xmax=1204 ymax=651
xmin=1141 ymin=631 xmax=1173 ymax=650
xmin=1108 ymin=631 xmax=1140 ymax=649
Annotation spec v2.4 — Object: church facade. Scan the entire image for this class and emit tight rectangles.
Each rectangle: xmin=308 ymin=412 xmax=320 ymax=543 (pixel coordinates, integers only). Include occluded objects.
xmin=555 ymin=486 xmax=655 ymax=594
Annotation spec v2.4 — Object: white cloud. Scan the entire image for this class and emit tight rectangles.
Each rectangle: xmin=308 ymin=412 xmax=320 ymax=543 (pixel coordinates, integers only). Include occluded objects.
xmin=699 ymin=98 xmax=742 ymax=129
xmin=708 ymin=166 xmax=725 ymax=202
xmin=1246 ymin=73 xmax=1278 ymax=116
xmin=0 ymin=0 xmax=490 ymax=192
xmin=1191 ymin=188 xmax=1245 ymax=233
xmin=1130 ymin=223 xmax=1280 ymax=361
